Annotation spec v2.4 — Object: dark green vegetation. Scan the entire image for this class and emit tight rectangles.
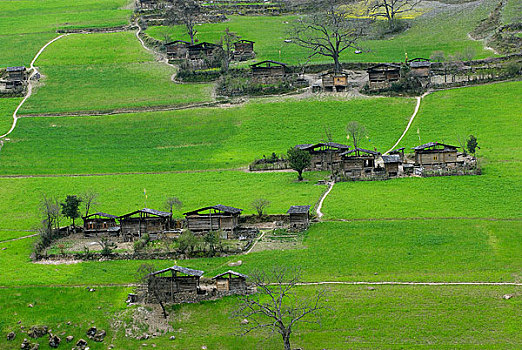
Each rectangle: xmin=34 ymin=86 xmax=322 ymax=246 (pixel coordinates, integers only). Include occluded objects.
xmin=0 ymin=0 xmax=520 ymax=348
xmin=2 ymin=98 xmax=414 ymax=174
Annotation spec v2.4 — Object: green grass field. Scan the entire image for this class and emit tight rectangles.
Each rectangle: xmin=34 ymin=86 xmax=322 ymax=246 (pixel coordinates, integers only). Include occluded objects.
xmin=0 ymin=98 xmax=21 ymax=135
xmin=18 ymin=32 xmax=213 ymax=115
xmin=3 ymin=97 xmax=415 ymax=174
xmin=147 ymin=0 xmax=496 ymax=65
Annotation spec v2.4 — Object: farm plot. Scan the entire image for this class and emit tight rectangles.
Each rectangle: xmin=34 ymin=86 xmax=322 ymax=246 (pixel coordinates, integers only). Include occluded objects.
xmin=0 ymin=0 xmax=132 ymax=66
xmin=1 ymin=97 xmax=415 ymax=175
xmin=0 ymin=284 xmax=519 ymax=349
xmin=18 ymin=32 xmax=213 ymax=115
xmin=146 ymin=0 xmax=496 ymax=65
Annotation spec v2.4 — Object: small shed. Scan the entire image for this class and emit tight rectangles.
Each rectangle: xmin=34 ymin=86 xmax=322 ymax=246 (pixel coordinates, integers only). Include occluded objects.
xmin=340 ymin=148 xmax=381 ymax=178
xmin=389 ymin=147 xmax=405 ymax=162
xmin=212 ymin=270 xmax=248 ymax=292
xmin=381 ymin=154 xmax=402 ymax=177
xmin=287 ymin=205 xmax=311 ymax=229
xmin=233 ymin=40 xmax=255 ymax=61
xmin=165 ymin=40 xmax=190 ymax=60
xmin=119 ymin=208 xmax=172 ymax=241
xmin=146 ymin=265 xmax=204 ymax=302
xmin=82 ymin=212 xmax=119 ymax=236
xmin=321 ymin=71 xmax=349 ymax=92
xmin=183 ymin=205 xmax=243 ymax=236
xmin=250 ymin=60 xmax=287 ymax=78
xmin=367 ymin=63 xmax=400 ymax=88
xmin=408 ymin=58 xmax=432 ymax=78
xmin=187 ymin=42 xmax=223 ymax=60
xmin=412 ymin=142 xmax=460 ymax=168
xmin=295 ymin=142 xmax=350 ymax=170
xmin=5 ymin=66 xmax=27 ymax=81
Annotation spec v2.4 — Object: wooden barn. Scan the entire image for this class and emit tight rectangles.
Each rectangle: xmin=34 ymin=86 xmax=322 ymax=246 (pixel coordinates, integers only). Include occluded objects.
xmin=233 ymin=40 xmax=255 ymax=61
xmin=250 ymin=60 xmax=287 ymax=78
xmin=381 ymin=154 xmax=402 ymax=177
xmin=183 ymin=205 xmax=243 ymax=236
xmin=165 ymin=40 xmax=190 ymax=60
xmin=367 ymin=63 xmax=401 ymax=88
xmin=408 ymin=58 xmax=432 ymax=77
xmin=82 ymin=212 xmax=119 ymax=236
xmin=287 ymin=205 xmax=311 ymax=229
xmin=212 ymin=270 xmax=248 ymax=292
xmin=119 ymin=208 xmax=172 ymax=241
xmin=389 ymin=147 xmax=406 ymax=162
xmin=187 ymin=42 xmax=223 ymax=60
xmin=146 ymin=265 xmax=204 ymax=303
xmin=295 ymin=142 xmax=350 ymax=171
xmin=321 ymin=71 xmax=349 ymax=92
xmin=412 ymin=142 xmax=460 ymax=168
xmin=5 ymin=66 xmax=27 ymax=81
xmin=340 ymin=148 xmax=382 ymax=178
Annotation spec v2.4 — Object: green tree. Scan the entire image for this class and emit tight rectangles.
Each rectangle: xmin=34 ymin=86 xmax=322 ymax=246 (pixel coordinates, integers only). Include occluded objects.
xmin=220 ymin=27 xmax=240 ymax=72
xmin=60 ymin=195 xmax=82 ymax=227
xmin=178 ymin=230 xmax=198 ymax=255
xmin=466 ymin=135 xmax=479 ymax=156
xmin=165 ymin=0 xmax=201 ymax=45
xmin=287 ymin=148 xmax=311 ymax=181
xmin=204 ymin=231 xmax=221 ymax=256
xmin=346 ymin=121 xmax=367 ymax=150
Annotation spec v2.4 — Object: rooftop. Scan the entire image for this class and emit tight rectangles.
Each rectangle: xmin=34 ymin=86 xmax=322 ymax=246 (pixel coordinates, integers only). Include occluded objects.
xmin=412 ymin=142 xmax=459 ymax=151
xmin=212 ymin=270 xmax=248 ymax=279
xmin=120 ymin=208 xmax=172 ymax=218
xmin=287 ymin=205 xmax=311 ymax=214
xmin=149 ymin=265 xmax=205 ymax=277
xmin=83 ymin=212 xmax=118 ymax=219
xmin=184 ymin=204 xmax=243 ymax=216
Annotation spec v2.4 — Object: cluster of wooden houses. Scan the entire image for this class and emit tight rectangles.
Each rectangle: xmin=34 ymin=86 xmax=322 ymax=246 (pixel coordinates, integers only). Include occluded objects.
xmin=82 ymin=204 xmax=311 ymax=240
xmin=0 ymin=66 xmax=28 ymax=93
xmin=292 ymin=141 xmax=472 ymax=180
xmin=165 ymin=39 xmax=256 ymax=66
xmin=131 ymin=265 xmax=251 ymax=304
xmin=366 ymin=58 xmax=432 ymax=89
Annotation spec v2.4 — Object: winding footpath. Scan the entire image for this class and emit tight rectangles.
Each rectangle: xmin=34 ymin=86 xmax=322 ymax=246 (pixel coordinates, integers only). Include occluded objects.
xmin=316 ymin=181 xmax=335 ymax=219
xmin=0 ymin=34 xmax=71 ymax=140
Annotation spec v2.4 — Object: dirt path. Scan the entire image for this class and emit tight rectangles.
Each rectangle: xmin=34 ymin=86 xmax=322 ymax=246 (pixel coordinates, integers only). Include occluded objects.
xmin=0 ymin=34 xmax=71 ymax=140
xmin=326 ymin=217 xmax=522 ymax=222
xmin=244 ymin=230 xmax=267 ymax=255
xmin=316 ymin=182 xmax=334 ymax=219
xmin=384 ymin=92 xmax=430 ymax=155
xmin=0 ymin=233 xmax=38 ymax=243
xmin=467 ymin=33 xmax=500 ymax=55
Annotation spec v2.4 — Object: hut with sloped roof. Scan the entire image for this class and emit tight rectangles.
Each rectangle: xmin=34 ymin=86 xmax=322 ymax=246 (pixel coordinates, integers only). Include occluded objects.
xmin=287 ymin=205 xmax=311 ymax=230
xmin=233 ymin=40 xmax=255 ymax=61
xmin=321 ymin=71 xmax=349 ymax=92
xmin=212 ymin=270 xmax=248 ymax=292
xmin=165 ymin=40 xmax=191 ymax=60
xmin=412 ymin=142 xmax=461 ymax=168
xmin=295 ymin=142 xmax=350 ymax=171
xmin=340 ymin=148 xmax=382 ymax=178
xmin=5 ymin=66 xmax=27 ymax=81
xmin=381 ymin=154 xmax=402 ymax=177
xmin=82 ymin=212 xmax=120 ymax=237
xmin=146 ymin=265 xmax=205 ymax=303
xmin=250 ymin=60 xmax=287 ymax=79
xmin=183 ymin=205 xmax=243 ymax=236
xmin=367 ymin=63 xmax=401 ymax=88
xmin=119 ymin=208 xmax=172 ymax=241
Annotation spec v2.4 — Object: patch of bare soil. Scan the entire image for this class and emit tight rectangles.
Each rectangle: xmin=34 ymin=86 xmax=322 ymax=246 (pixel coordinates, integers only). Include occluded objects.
xmin=47 ymin=233 xmax=132 ymax=254
xmin=34 ymin=259 xmax=82 ymax=265
xmin=249 ymin=230 xmax=306 ymax=253
xmin=112 ymin=305 xmax=173 ymax=340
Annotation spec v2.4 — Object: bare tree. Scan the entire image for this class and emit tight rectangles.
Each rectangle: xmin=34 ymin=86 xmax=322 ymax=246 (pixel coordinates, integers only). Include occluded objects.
xmin=346 ymin=121 xmax=367 ymax=151
xmin=288 ymin=0 xmax=363 ymax=73
xmin=234 ymin=267 xmax=329 ymax=350
xmin=251 ymin=198 xmax=271 ymax=218
xmin=165 ymin=196 xmax=183 ymax=214
xmin=80 ymin=189 xmax=99 ymax=217
xmin=366 ymin=0 xmax=420 ymax=27
xmin=165 ymin=0 xmax=201 ymax=45
xmin=220 ymin=27 xmax=240 ymax=72
xmin=39 ymin=194 xmax=61 ymax=232
xmin=136 ymin=264 xmax=169 ymax=319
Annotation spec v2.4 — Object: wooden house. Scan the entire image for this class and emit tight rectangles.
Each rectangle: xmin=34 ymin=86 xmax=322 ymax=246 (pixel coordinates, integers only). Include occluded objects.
xmin=187 ymin=42 xmax=223 ymax=60
xmin=5 ymin=66 xmax=27 ymax=81
xmin=381 ymin=154 xmax=402 ymax=177
xmin=340 ymin=148 xmax=382 ymax=178
xmin=212 ymin=270 xmax=248 ymax=292
xmin=321 ymin=71 xmax=349 ymax=92
xmin=367 ymin=63 xmax=401 ymax=88
xmin=408 ymin=58 xmax=432 ymax=77
xmin=295 ymin=142 xmax=350 ymax=171
xmin=287 ymin=205 xmax=311 ymax=229
xmin=82 ymin=212 xmax=119 ymax=236
xmin=146 ymin=265 xmax=204 ymax=303
xmin=412 ymin=142 xmax=460 ymax=168
xmin=119 ymin=208 xmax=172 ymax=241
xmin=183 ymin=205 xmax=243 ymax=237
xmin=165 ymin=40 xmax=190 ymax=60
xmin=233 ymin=40 xmax=255 ymax=61
xmin=389 ymin=147 xmax=405 ymax=162
xmin=250 ymin=60 xmax=287 ymax=79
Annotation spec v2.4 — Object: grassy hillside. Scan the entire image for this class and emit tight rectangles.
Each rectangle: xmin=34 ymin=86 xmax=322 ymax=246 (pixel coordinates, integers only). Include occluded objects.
xmin=0 ymin=98 xmax=21 ymax=135
xmin=0 ymin=0 xmax=132 ymax=66
xmin=147 ymin=0 xmax=496 ymax=65
xmin=19 ymin=32 xmax=213 ymax=115
xmin=3 ymin=97 xmax=415 ymax=174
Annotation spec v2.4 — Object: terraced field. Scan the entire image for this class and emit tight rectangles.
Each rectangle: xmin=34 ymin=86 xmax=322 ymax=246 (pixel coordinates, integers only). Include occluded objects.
xmin=0 ymin=0 xmax=520 ymax=348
